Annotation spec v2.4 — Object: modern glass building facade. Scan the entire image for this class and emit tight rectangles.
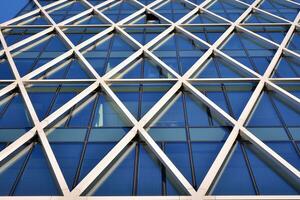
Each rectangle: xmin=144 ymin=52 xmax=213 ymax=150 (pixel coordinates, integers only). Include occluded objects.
xmin=0 ymin=0 xmax=299 ymax=199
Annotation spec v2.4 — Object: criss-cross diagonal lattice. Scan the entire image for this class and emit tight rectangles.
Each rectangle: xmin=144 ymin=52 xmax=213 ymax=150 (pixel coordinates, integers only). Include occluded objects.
xmin=0 ymin=0 xmax=300 ymax=199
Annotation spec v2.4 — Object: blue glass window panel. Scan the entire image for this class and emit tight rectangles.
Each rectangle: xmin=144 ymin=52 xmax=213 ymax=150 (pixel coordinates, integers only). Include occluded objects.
xmin=14 ymin=58 xmax=52 ymax=77
xmin=118 ymin=58 xmax=173 ymax=79
xmin=14 ymin=144 xmax=60 ymax=195
xmin=138 ymin=0 xmax=156 ymax=5
xmin=79 ymin=142 xmax=115 ymax=182
xmin=0 ymin=94 xmax=32 ymax=128
xmin=212 ymin=143 xmax=256 ymax=195
xmin=259 ymin=0 xmax=300 ymax=21
xmin=86 ymin=58 xmax=106 ymax=75
xmin=196 ymin=57 xmax=252 ymax=78
xmin=115 ymin=91 xmax=139 ymax=119
xmin=102 ymin=1 xmax=139 ymax=23
xmin=91 ymin=145 xmax=135 ymax=196
xmin=185 ymin=93 xmax=210 ymax=127
xmin=50 ymin=92 xmax=77 ymax=114
xmin=188 ymin=12 xmax=227 ymax=23
xmin=247 ymin=92 xmax=282 ymax=126
xmin=88 ymin=0 xmax=106 ymax=6
xmin=92 ymin=94 xmax=132 ymax=127
xmin=137 ymin=144 xmax=162 ymax=195
xmin=288 ymin=32 xmax=300 ymax=53
xmin=44 ymin=35 xmax=68 ymax=52
xmin=271 ymin=93 xmax=300 ymax=126
xmin=151 ymin=94 xmax=185 ymax=127
xmin=29 ymin=92 xmax=56 ymax=120
xmin=192 ymin=142 xmax=223 ymax=187
xmin=0 ymin=148 xmax=29 ymax=195
xmin=0 ymin=59 xmax=14 ymax=79
xmin=40 ymin=59 xmax=90 ymax=79
xmin=68 ymin=97 xmax=95 ymax=127
xmin=206 ymin=91 xmax=229 ymax=114
xmin=207 ymin=0 xmax=247 ymax=21
xmin=273 ymin=56 xmax=300 ymax=78
xmin=51 ymin=143 xmax=83 ymax=189
xmin=164 ymin=143 xmax=193 ymax=185
xmin=266 ymin=142 xmax=300 ymax=170
xmin=227 ymin=89 xmax=252 ymax=118
xmin=155 ymin=0 xmax=192 ymax=22
xmin=245 ymin=143 xmax=300 ymax=195
xmin=141 ymin=91 xmax=166 ymax=117
xmin=180 ymin=57 xmax=199 ymax=74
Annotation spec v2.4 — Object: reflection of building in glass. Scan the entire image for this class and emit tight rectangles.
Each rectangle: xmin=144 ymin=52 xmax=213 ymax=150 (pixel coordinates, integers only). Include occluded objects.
xmin=0 ymin=0 xmax=300 ymax=198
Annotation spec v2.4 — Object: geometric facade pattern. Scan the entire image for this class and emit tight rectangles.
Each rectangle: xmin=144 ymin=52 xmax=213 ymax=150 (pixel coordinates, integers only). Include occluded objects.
xmin=0 ymin=0 xmax=300 ymax=199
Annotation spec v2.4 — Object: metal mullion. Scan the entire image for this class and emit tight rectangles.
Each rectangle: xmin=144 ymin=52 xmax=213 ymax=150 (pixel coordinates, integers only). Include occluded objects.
xmin=102 ymin=33 xmax=116 ymax=75
xmin=8 ymin=144 xmax=34 ymax=196
xmin=72 ymin=92 xmax=100 ymax=188
xmin=161 ymin=142 xmax=166 ymax=196
xmin=181 ymin=91 xmax=197 ymax=189
xmin=212 ymin=58 xmax=236 ymax=119
xmin=132 ymin=141 xmax=139 ymax=195
xmin=234 ymin=31 xmax=261 ymax=74
xmin=239 ymin=141 xmax=260 ymax=195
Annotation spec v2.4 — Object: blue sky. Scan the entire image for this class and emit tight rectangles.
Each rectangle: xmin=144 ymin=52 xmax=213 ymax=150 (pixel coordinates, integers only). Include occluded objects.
xmin=0 ymin=0 xmax=29 ymax=23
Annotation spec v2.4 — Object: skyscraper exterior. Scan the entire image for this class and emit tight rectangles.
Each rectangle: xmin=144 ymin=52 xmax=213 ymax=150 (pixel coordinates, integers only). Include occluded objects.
xmin=0 ymin=0 xmax=299 ymax=199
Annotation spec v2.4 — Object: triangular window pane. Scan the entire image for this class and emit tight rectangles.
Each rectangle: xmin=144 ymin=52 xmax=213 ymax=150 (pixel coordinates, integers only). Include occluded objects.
xmin=81 ymin=33 xmax=137 ymax=76
xmin=193 ymin=56 xmax=254 ymax=78
xmin=244 ymin=11 xmax=287 ymax=23
xmin=64 ymin=27 xmax=107 ymax=46
xmin=0 ymin=90 xmax=32 ymax=142
xmin=184 ymin=25 xmax=229 ymax=44
xmin=33 ymin=58 xmax=93 ymax=79
xmin=112 ymin=56 xmax=175 ymax=79
xmin=27 ymin=84 xmax=82 ymax=120
xmin=126 ymin=11 xmax=169 ymax=24
xmin=273 ymin=54 xmax=300 ymax=78
xmin=207 ymin=0 xmax=247 ymax=21
xmin=112 ymin=83 xmax=173 ymax=120
xmin=211 ymin=141 xmax=300 ymax=195
xmin=123 ymin=26 xmax=168 ymax=45
xmin=68 ymin=15 xmax=107 ymax=25
xmin=246 ymin=89 xmax=300 ymax=170
xmin=186 ymin=10 xmax=229 ymax=24
xmin=3 ymin=28 xmax=46 ymax=47
xmin=12 ymin=14 xmax=49 ymax=25
xmin=152 ymin=32 xmax=209 ymax=75
xmin=101 ymin=1 xmax=141 ymax=23
xmin=221 ymin=31 xmax=277 ymax=75
xmin=245 ymin=142 xmax=300 ymax=194
xmin=258 ymin=0 xmax=300 ymax=21
xmin=0 ymin=145 xmax=30 ymax=195
xmin=242 ymin=25 xmax=288 ymax=44
xmin=0 ymin=58 xmax=14 ymax=79
xmin=13 ymin=143 xmax=61 ymax=195
xmin=147 ymin=91 xmax=232 ymax=188
xmin=84 ymin=142 xmax=188 ymax=196
xmin=154 ymin=0 xmax=195 ymax=22
xmin=192 ymin=83 xmax=255 ymax=119
xmin=211 ymin=142 xmax=256 ymax=195
xmin=287 ymin=31 xmax=300 ymax=54
xmin=49 ymin=1 xmax=88 ymax=23
xmin=12 ymin=33 xmax=69 ymax=77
